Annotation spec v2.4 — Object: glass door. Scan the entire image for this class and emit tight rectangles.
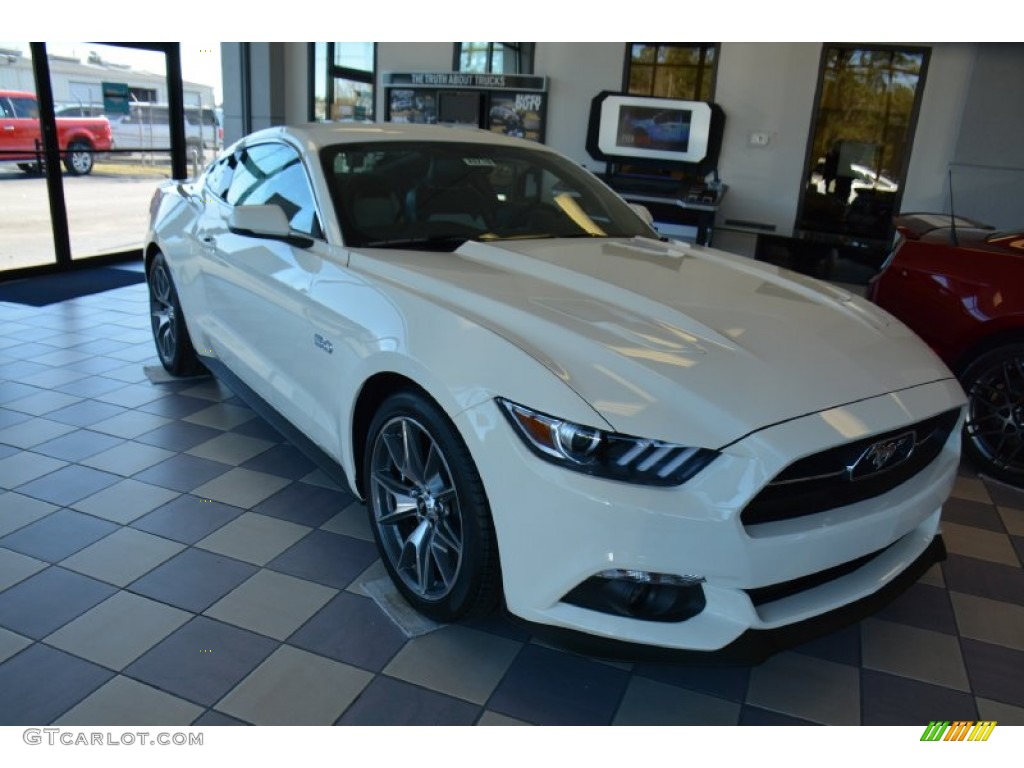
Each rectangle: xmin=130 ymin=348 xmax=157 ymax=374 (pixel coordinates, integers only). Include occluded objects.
xmin=0 ymin=43 xmax=57 ymax=272
xmin=797 ymin=46 xmax=929 ymax=245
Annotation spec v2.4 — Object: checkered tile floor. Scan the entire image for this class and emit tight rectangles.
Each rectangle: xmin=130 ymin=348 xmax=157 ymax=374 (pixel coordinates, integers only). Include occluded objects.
xmin=1 ymin=269 xmax=1023 ymax=726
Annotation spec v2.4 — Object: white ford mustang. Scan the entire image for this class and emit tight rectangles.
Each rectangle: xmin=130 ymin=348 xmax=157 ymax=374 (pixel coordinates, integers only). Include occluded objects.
xmin=145 ymin=123 xmax=965 ymax=654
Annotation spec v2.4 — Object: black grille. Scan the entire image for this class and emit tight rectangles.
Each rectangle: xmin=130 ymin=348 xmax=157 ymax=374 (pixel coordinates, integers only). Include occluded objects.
xmin=741 ymin=408 xmax=960 ymax=526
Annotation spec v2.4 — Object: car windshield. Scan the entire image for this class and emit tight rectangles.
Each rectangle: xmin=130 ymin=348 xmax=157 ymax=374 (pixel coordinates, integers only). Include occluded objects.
xmin=320 ymin=140 xmax=655 ymax=250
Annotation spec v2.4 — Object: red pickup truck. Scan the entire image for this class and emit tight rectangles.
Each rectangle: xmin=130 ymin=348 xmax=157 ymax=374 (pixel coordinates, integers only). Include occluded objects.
xmin=1 ymin=90 xmax=113 ymax=176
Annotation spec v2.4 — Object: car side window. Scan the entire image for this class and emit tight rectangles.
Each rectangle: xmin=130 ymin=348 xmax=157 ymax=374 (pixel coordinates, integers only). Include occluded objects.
xmin=205 ymin=153 xmax=236 ymax=201
xmin=226 ymin=142 xmax=323 ymax=238
xmin=9 ymin=97 xmax=39 ymax=119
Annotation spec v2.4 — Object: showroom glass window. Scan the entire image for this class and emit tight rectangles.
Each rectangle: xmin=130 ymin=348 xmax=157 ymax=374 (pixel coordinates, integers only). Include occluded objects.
xmin=626 ymin=43 xmax=718 ymax=100
xmin=797 ymin=46 xmax=928 ymax=243
xmin=226 ymin=142 xmax=322 ymax=237
xmin=456 ymin=43 xmax=533 ymax=74
xmin=310 ymin=43 xmax=375 ymax=121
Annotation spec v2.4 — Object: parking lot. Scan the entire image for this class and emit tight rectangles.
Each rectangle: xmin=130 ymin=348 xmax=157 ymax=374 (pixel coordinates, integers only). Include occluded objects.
xmin=0 ymin=160 xmax=177 ymax=272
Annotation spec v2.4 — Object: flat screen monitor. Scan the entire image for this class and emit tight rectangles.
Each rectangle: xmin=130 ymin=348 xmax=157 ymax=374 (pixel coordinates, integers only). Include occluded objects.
xmin=438 ymin=91 xmax=481 ymax=126
xmin=593 ymin=95 xmax=714 ymax=165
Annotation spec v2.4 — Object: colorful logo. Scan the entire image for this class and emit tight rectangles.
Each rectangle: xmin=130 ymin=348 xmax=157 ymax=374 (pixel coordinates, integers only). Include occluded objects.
xmin=920 ymin=721 xmax=997 ymax=741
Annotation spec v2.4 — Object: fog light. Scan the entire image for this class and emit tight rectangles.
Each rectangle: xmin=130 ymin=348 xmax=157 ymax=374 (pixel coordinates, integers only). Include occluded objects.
xmin=563 ymin=569 xmax=706 ymax=622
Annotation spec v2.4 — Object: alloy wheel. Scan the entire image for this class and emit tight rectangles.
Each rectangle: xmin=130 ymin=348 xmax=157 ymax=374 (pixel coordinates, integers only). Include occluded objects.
xmin=964 ymin=350 xmax=1024 ymax=479
xmin=369 ymin=415 xmax=464 ymax=601
xmin=149 ymin=263 xmax=178 ymax=365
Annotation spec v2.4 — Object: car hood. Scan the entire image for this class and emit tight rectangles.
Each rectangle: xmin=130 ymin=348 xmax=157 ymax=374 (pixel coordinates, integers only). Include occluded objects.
xmin=351 ymin=237 xmax=955 ymax=447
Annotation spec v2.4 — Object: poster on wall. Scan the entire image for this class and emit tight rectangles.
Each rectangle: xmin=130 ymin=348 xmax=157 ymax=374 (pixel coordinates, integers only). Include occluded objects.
xmin=388 ymin=89 xmax=437 ymax=124
xmin=487 ymin=92 xmax=545 ymax=142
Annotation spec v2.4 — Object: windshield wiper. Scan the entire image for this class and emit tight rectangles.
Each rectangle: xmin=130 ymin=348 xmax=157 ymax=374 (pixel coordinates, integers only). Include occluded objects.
xmin=361 ymin=235 xmax=473 ymax=251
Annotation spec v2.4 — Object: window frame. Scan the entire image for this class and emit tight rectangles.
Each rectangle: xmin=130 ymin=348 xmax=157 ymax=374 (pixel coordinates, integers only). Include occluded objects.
xmin=453 ymin=43 xmax=534 ymax=75
xmin=623 ymin=43 xmax=719 ymax=102
xmin=308 ymin=43 xmax=377 ymax=122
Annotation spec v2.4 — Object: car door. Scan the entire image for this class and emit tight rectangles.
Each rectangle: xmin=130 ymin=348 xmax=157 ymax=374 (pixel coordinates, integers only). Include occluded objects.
xmin=1 ymin=94 xmax=41 ymax=158
xmin=195 ymin=140 xmax=332 ymax=444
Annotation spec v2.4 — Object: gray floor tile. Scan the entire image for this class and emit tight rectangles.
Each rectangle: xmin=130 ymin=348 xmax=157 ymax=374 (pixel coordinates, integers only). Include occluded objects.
xmin=0 ymin=451 xmax=66 ymax=489
xmin=131 ymin=494 xmax=245 ymax=545
xmin=1 ymin=508 xmax=118 ymax=563
xmin=45 ymin=591 xmax=191 ymax=670
xmin=943 ymin=521 xmax=1020 ymax=567
xmin=89 ymin=410 xmax=172 ymax=439
xmin=4 ymin=389 xmax=83 ymax=417
xmin=215 ymin=645 xmax=371 ymax=725
xmin=746 ymin=651 xmax=860 ymax=725
xmin=184 ymin=403 xmax=255 ymax=431
xmin=129 ymin=548 xmax=259 ymax=613
xmin=0 ymin=417 xmax=77 ymax=448
xmin=267 ymin=529 xmax=379 ymax=590
xmin=0 ymin=567 xmax=117 ymax=639
xmin=93 ymin=383 xmax=170 ymax=408
xmin=191 ymin=467 xmax=291 ymax=509
xmin=71 ymin=479 xmax=181 ymax=524
xmin=60 ymin=527 xmax=184 ymax=587
xmin=0 ymin=547 xmax=47 ymax=592
xmin=124 ymin=616 xmax=278 ymax=707
xmin=55 ymin=675 xmax=204 ymax=725
xmin=204 ymin=569 xmax=336 ymax=641
xmin=131 ymin=453 xmax=233 ymax=493
xmin=31 ymin=429 xmax=125 ymax=462
xmin=79 ymin=442 xmax=176 ymax=476
xmin=187 ymin=433 xmax=274 ymax=466
xmin=999 ymin=505 xmax=1024 ymax=537
xmin=0 ymin=644 xmax=113 ymax=725
xmin=861 ymin=618 xmax=970 ymax=691
xmin=255 ymin=481 xmax=355 ymax=528
xmin=384 ymin=624 xmax=521 ymax=705
xmin=476 ymin=710 xmax=531 ymax=725
xmin=0 ymin=492 xmax=58 ymax=537
xmin=287 ymin=591 xmax=408 ymax=671
xmin=613 ymin=675 xmax=741 ymax=725
xmin=15 ymin=464 xmax=121 ymax=507
xmin=195 ymin=512 xmax=310 ymax=566
xmin=0 ymin=626 xmax=31 ymax=664
xmin=975 ymin=697 xmax=1024 ymax=726
xmin=320 ymin=500 xmax=373 ymax=541
xmin=44 ymin=399 xmax=127 ymax=428
xmin=337 ymin=675 xmax=480 ymax=725
xmin=951 ymin=591 xmax=1024 ymax=651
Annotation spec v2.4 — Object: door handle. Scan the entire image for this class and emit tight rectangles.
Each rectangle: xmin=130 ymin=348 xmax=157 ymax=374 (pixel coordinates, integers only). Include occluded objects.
xmin=2 ymin=125 xmax=14 ymax=131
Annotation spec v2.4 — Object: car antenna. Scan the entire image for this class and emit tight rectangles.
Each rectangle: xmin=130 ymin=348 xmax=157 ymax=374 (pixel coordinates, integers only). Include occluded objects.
xmin=948 ymin=169 xmax=959 ymax=247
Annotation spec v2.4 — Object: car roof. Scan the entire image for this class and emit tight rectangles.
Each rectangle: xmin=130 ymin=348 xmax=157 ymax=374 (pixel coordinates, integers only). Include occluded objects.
xmin=240 ymin=122 xmax=553 ymax=153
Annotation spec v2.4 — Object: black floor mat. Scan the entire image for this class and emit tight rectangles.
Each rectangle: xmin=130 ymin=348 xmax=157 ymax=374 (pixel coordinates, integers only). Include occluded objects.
xmin=0 ymin=267 xmax=146 ymax=307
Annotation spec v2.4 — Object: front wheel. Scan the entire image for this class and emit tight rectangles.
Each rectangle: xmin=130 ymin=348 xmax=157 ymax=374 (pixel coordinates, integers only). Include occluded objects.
xmin=961 ymin=342 xmax=1024 ymax=487
xmin=364 ymin=391 xmax=501 ymax=622
xmin=63 ymin=140 xmax=94 ymax=176
xmin=147 ymin=252 xmax=205 ymax=376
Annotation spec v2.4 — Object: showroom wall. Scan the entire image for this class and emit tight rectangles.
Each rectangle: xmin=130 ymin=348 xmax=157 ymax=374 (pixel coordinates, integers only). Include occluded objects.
xmin=222 ymin=42 xmax=1022 ymax=251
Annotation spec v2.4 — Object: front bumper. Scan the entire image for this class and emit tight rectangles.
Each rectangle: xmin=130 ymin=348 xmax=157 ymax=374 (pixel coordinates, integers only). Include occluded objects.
xmin=456 ymin=377 xmax=964 ymax=651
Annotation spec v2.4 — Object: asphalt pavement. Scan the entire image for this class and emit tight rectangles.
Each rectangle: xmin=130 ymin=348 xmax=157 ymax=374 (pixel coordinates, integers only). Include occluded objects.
xmin=0 ymin=162 xmax=176 ymax=272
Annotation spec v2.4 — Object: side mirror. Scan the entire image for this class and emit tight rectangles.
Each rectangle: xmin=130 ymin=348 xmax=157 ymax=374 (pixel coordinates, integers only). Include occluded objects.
xmin=228 ymin=205 xmax=312 ymax=248
xmin=629 ymin=203 xmax=655 ymax=227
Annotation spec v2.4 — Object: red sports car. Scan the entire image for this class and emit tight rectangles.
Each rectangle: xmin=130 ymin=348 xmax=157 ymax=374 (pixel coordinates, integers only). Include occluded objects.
xmin=868 ymin=213 xmax=1024 ymax=486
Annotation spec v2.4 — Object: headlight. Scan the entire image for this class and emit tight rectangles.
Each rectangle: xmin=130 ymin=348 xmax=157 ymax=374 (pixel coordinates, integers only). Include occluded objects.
xmin=498 ymin=398 xmax=718 ymax=486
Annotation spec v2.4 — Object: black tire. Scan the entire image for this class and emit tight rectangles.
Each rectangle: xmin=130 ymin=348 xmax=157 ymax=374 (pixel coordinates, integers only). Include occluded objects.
xmin=960 ymin=342 xmax=1024 ymax=487
xmin=147 ymin=252 xmax=205 ymax=377
xmin=17 ymin=162 xmax=43 ymax=175
xmin=63 ymin=140 xmax=94 ymax=176
xmin=363 ymin=390 xmax=501 ymax=622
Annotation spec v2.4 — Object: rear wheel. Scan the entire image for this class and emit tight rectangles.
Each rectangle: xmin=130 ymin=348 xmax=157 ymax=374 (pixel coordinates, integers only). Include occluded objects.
xmin=17 ymin=162 xmax=43 ymax=175
xmin=364 ymin=390 xmax=501 ymax=622
xmin=147 ymin=252 xmax=205 ymax=376
xmin=63 ymin=140 xmax=94 ymax=176
xmin=961 ymin=342 xmax=1024 ymax=487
